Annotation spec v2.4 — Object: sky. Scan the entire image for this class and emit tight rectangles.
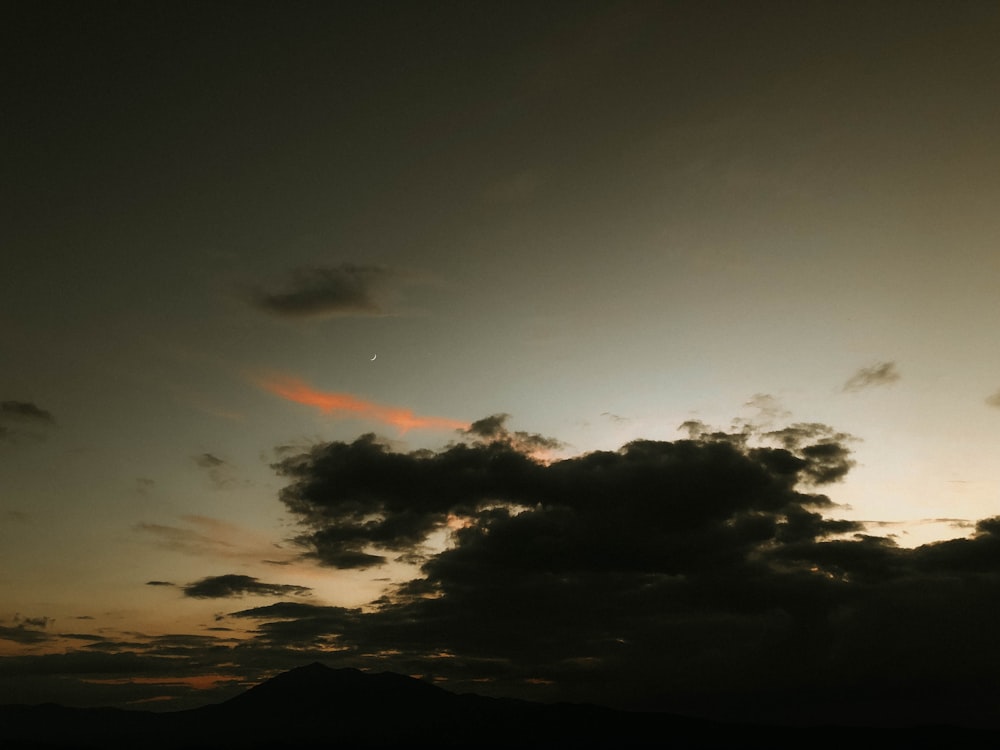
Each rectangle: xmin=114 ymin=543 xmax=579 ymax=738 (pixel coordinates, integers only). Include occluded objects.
xmin=3 ymin=0 xmax=1000 ymax=726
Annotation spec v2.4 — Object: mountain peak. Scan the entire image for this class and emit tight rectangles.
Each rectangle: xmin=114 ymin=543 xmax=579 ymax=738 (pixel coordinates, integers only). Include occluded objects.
xmin=220 ymin=661 xmax=448 ymax=716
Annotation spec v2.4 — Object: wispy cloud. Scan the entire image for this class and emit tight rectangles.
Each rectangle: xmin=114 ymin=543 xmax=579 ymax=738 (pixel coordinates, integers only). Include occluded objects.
xmin=134 ymin=515 xmax=298 ymax=564
xmin=192 ymin=453 xmax=245 ymax=490
xmin=258 ymin=375 xmax=469 ymax=433
xmin=842 ymin=361 xmax=901 ymax=392
xmin=600 ymin=411 xmax=628 ymax=423
xmin=985 ymin=388 xmax=1000 ymax=408
xmin=0 ymin=401 xmax=54 ymax=422
xmin=0 ymin=399 xmax=55 ymax=444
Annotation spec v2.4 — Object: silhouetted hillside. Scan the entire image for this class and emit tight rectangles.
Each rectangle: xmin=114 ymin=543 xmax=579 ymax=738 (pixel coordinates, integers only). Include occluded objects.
xmin=221 ymin=662 xmax=450 ymax=714
xmin=2 ymin=663 xmax=999 ymax=749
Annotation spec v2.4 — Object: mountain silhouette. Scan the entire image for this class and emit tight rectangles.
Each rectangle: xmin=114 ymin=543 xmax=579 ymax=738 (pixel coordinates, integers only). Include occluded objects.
xmin=219 ymin=662 xmax=451 ymax=715
xmin=2 ymin=663 xmax=999 ymax=749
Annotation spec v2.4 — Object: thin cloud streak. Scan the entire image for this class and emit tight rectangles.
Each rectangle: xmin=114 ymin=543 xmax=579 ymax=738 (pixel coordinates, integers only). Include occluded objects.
xmin=181 ymin=574 xmax=311 ymax=600
xmin=134 ymin=515 xmax=299 ymax=565
xmin=258 ymin=375 xmax=469 ymax=433
xmin=842 ymin=361 xmax=901 ymax=392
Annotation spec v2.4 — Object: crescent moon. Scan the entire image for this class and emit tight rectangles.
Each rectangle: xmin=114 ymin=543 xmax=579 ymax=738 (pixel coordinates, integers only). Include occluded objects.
xmin=370 ymin=354 xmax=377 ymax=361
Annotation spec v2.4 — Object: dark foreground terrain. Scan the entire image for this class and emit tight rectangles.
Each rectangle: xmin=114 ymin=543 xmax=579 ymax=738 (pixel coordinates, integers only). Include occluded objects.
xmin=2 ymin=663 xmax=998 ymax=749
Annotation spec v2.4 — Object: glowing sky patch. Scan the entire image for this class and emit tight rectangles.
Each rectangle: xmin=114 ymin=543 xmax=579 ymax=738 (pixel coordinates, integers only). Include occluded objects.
xmin=258 ymin=375 xmax=470 ymax=433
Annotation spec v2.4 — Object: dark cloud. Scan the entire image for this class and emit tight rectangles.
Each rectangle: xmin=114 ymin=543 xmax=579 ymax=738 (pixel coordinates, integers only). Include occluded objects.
xmin=0 ymin=627 xmax=49 ymax=645
xmin=58 ymin=633 xmax=107 ymax=642
xmin=145 ymin=580 xmax=175 ymax=587
xmin=226 ymin=603 xmax=367 ymax=653
xmin=8 ymin=417 xmax=1000 ymax=725
xmin=0 ymin=634 xmax=364 ymax=709
xmin=251 ymin=263 xmax=398 ymax=318
xmin=1 ymin=401 xmax=54 ymax=421
xmin=17 ymin=616 xmax=53 ymax=629
xmin=0 ymin=645 xmax=255 ymax=709
xmin=273 ymin=423 xmax=853 ymax=574
xmin=273 ymin=431 xmax=546 ymax=569
xmin=464 ymin=413 xmax=563 ymax=453
xmin=181 ymin=574 xmax=312 ymax=599
xmin=0 ymin=400 xmax=55 ymax=444
xmin=678 ymin=420 xmax=858 ymax=488
xmin=985 ymin=388 xmax=1000 ymax=408
xmin=762 ymin=423 xmax=857 ymax=484
xmin=842 ymin=361 xmax=901 ymax=392
xmin=0 ymin=615 xmax=53 ymax=644
xmin=255 ymin=420 xmax=1000 ymax=725
xmin=677 ymin=418 xmax=750 ymax=446
xmin=194 ymin=453 xmax=225 ymax=468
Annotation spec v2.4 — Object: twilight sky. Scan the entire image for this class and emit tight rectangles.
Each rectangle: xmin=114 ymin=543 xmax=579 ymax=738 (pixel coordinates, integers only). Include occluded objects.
xmin=3 ymin=0 xmax=1000 ymax=725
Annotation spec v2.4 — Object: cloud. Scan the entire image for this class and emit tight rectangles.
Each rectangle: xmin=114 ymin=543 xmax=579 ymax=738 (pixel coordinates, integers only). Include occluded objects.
xmin=251 ymin=263 xmax=398 ymax=318
xmin=135 ymin=515 xmax=299 ymax=564
xmin=17 ymin=615 xmax=52 ymax=629
xmin=0 ymin=630 xmax=373 ymax=709
xmin=842 ymin=361 xmax=901 ymax=392
xmin=181 ymin=574 xmax=312 ymax=599
xmin=226 ymin=603 xmax=364 ymax=650
xmin=193 ymin=453 xmax=244 ymax=490
xmin=762 ymin=423 xmax=857 ymax=484
xmin=0 ymin=626 xmax=52 ymax=645
xmin=195 ymin=454 xmax=225 ymax=469
xmin=258 ymin=374 xmax=469 ymax=433
xmin=736 ymin=393 xmax=791 ymax=429
xmin=0 ymin=645 xmax=268 ymax=709
xmin=136 ymin=520 xmax=239 ymax=558
xmin=1 ymin=401 xmax=54 ymax=422
xmin=985 ymin=388 xmax=1000 ymax=408
xmin=145 ymin=581 xmax=175 ymax=587
xmin=0 ymin=400 xmax=55 ymax=444
xmin=59 ymin=633 xmax=107 ymax=643
xmin=12 ymin=416 xmax=1000 ymax=725
xmin=0 ymin=615 xmax=53 ymax=645
xmin=252 ymin=419 xmax=1000 ymax=724
xmin=272 ymin=419 xmax=853 ymax=573
xmin=464 ymin=413 xmax=563 ymax=455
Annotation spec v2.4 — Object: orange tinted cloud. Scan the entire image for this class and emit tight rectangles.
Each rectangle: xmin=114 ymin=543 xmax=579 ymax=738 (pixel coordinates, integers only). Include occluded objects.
xmin=259 ymin=375 xmax=469 ymax=433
